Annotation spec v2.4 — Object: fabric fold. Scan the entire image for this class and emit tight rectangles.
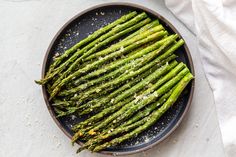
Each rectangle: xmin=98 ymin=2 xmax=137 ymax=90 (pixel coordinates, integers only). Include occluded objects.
xmin=165 ymin=0 xmax=236 ymax=156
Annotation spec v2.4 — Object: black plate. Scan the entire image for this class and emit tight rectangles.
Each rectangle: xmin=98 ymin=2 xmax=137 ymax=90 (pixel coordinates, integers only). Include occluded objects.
xmin=41 ymin=2 xmax=195 ymax=156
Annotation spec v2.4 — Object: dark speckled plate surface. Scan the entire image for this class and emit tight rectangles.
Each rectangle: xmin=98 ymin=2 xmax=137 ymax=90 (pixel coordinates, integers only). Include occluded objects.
xmin=42 ymin=2 xmax=194 ymax=156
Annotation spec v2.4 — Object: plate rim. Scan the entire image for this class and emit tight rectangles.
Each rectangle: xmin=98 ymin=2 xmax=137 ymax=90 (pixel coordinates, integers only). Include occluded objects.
xmin=41 ymin=2 xmax=195 ymax=156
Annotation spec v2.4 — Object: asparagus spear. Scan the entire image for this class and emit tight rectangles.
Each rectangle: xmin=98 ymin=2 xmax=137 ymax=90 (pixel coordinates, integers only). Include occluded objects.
xmin=113 ymin=62 xmax=185 ymax=104
xmin=69 ymin=37 xmax=178 ymax=101
xmin=56 ymin=31 xmax=166 ymax=100
xmin=47 ymin=11 xmax=138 ymax=74
xmin=72 ymin=60 xmax=163 ymax=116
xmin=81 ymin=23 xmax=163 ymax=62
xmin=60 ymin=35 xmax=173 ymax=97
xmin=59 ymin=52 xmax=177 ymax=112
xmin=145 ymin=63 xmax=186 ymax=96
xmin=71 ymin=35 xmax=174 ymax=87
xmin=123 ymin=19 xmax=159 ymax=41
xmin=108 ymin=87 xmax=175 ymax=129
xmin=75 ymin=62 xmax=160 ymax=112
xmin=56 ymin=107 xmax=78 ymax=117
xmin=79 ymin=89 xmax=174 ymax=152
xmin=87 ymin=66 xmax=189 ymax=135
xmin=51 ymin=18 xmax=154 ymax=89
xmin=70 ymin=54 xmax=177 ymax=102
xmin=104 ymin=65 xmax=188 ymax=129
xmin=78 ymin=38 xmax=183 ymax=100
xmin=51 ymin=99 xmax=75 ymax=110
xmin=93 ymin=72 xmax=194 ymax=152
xmin=78 ymin=89 xmax=173 ymax=152
xmin=121 ymin=90 xmax=173 ymax=127
xmin=76 ymin=116 xmax=149 ymax=153
xmin=36 ymin=12 xmax=148 ymax=85
xmin=113 ymin=67 xmax=189 ymax=122
xmin=80 ymin=61 xmax=178 ymax=115
xmin=71 ymin=96 xmax=134 ymax=143
xmin=125 ymin=42 xmax=153 ymax=58
xmin=84 ymin=20 xmax=160 ymax=61
xmin=80 ymin=25 xmax=163 ymax=63
xmin=73 ymin=89 xmax=145 ymax=142
xmin=50 ymin=28 xmax=167 ymax=99
xmin=72 ymin=96 xmax=135 ymax=130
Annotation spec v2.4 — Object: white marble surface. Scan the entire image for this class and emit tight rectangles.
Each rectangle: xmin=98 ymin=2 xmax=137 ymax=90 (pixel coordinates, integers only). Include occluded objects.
xmin=0 ymin=0 xmax=226 ymax=157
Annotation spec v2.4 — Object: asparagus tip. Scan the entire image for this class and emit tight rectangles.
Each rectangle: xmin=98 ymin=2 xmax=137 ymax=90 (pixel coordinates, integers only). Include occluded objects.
xmin=34 ymin=79 xmax=43 ymax=85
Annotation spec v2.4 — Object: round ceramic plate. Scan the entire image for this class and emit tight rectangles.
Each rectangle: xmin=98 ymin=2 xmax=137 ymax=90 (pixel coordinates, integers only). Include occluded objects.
xmin=41 ymin=2 xmax=195 ymax=156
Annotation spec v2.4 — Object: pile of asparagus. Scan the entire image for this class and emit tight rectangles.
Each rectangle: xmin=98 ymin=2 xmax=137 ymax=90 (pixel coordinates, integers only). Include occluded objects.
xmin=36 ymin=11 xmax=193 ymax=153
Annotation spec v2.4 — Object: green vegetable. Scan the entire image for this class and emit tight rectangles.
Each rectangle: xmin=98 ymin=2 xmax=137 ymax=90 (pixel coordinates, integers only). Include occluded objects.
xmin=123 ymin=19 xmax=159 ymax=41
xmin=60 ymin=35 xmax=173 ymax=97
xmin=121 ymin=90 xmax=173 ymax=127
xmin=36 ymin=12 xmax=147 ymax=85
xmin=87 ymin=66 xmax=189 ymax=135
xmin=76 ymin=61 xmax=161 ymax=113
xmin=46 ymin=11 xmax=138 ymax=74
xmin=70 ymin=54 xmax=177 ymax=102
xmin=34 ymin=12 xmax=193 ymax=154
xmin=80 ymin=61 xmax=178 ymax=115
xmin=84 ymin=20 xmax=160 ymax=61
xmin=93 ymin=72 xmax=193 ymax=152
xmin=71 ymin=96 xmax=134 ymax=143
xmin=76 ymin=116 xmax=149 ymax=153
xmin=50 ymin=27 xmax=167 ymax=99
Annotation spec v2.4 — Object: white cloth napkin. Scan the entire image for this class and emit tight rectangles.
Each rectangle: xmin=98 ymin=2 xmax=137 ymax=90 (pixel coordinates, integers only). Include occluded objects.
xmin=164 ymin=0 xmax=236 ymax=156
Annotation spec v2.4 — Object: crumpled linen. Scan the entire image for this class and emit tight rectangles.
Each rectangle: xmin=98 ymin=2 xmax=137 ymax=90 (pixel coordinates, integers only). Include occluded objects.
xmin=164 ymin=0 xmax=236 ymax=156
